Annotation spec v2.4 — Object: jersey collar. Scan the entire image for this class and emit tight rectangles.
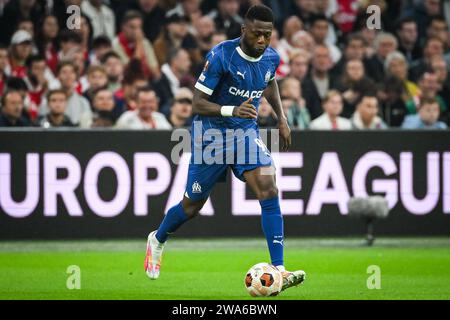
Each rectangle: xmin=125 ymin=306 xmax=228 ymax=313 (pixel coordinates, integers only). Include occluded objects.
xmin=236 ymin=46 xmax=263 ymax=62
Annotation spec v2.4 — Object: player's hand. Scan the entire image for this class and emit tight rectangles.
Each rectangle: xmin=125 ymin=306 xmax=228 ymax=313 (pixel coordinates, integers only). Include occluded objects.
xmin=233 ymin=98 xmax=257 ymax=119
xmin=278 ymin=118 xmax=291 ymax=152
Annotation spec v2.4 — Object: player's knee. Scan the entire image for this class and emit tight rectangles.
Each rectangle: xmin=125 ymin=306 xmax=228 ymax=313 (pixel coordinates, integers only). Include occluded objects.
xmin=182 ymin=201 xmax=205 ymax=218
xmin=258 ymin=186 xmax=278 ymax=200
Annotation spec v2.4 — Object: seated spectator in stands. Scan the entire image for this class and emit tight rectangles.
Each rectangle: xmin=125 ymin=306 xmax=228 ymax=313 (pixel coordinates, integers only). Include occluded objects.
xmin=81 ymin=0 xmax=116 ymax=41
xmin=135 ymin=0 xmax=166 ymax=43
xmin=114 ymin=59 xmax=149 ymax=111
xmin=36 ymin=89 xmax=75 ymax=128
xmin=364 ymin=32 xmax=398 ymax=82
xmin=308 ymin=14 xmax=341 ymax=64
xmin=24 ymin=55 xmax=51 ymax=122
xmin=92 ymin=87 xmax=125 ymax=122
xmin=401 ymin=0 xmax=442 ymax=43
xmin=153 ymin=48 xmax=194 ymax=116
xmin=193 ymin=15 xmax=217 ymax=58
xmin=208 ymin=0 xmax=243 ymax=39
xmin=0 ymin=90 xmax=30 ymax=127
xmin=337 ymin=58 xmax=376 ymax=118
xmin=395 ymin=16 xmax=422 ymax=63
xmin=378 ymin=75 xmax=408 ymax=127
xmin=425 ymin=15 xmax=450 ymax=50
xmin=101 ymin=51 xmax=124 ymax=93
xmin=384 ymin=51 xmax=419 ymax=103
xmin=8 ymin=30 xmax=33 ymax=78
xmin=168 ymin=87 xmax=193 ymax=128
xmin=115 ymin=87 xmax=172 ymax=129
xmin=112 ymin=10 xmax=159 ymax=79
xmin=351 ymin=94 xmax=388 ymax=130
xmin=405 ymin=72 xmax=448 ymax=122
xmin=409 ymin=37 xmax=445 ymax=82
xmin=430 ymin=55 xmax=450 ymax=120
xmin=276 ymin=16 xmax=304 ymax=78
xmin=279 ymin=77 xmax=311 ymax=129
xmin=402 ymin=98 xmax=447 ymax=129
xmin=302 ymin=44 xmax=340 ymax=119
xmin=41 ymin=61 xmax=92 ymax=128
xmin=331 ymin=33 xmax=367 ymax=77
xmin=290 ymin=30 xmax=316 ymax=54
xmin=89 ymin=36 xmax=113 ymax=66
xmin=17 ymin=18 xmax=35 ymax=39
xmin=288 ymin=49 xmax=311 ymax=83
xmin=83 ymin=65 xmax=108 ymax=103
xmin=0 ymin=44 xmax=10 ymax=96
xmin=309 ymin=90 xmax=351 ymax=130
xmin=154 ymin=12 xmax=201 ymax=68
xmin=35 ymin=14 xmax=59 ymax=75
xmin=57 ymin=30 xmax=83 ymax=64
xmin=257 ymin=97 xmax=278 ymax=128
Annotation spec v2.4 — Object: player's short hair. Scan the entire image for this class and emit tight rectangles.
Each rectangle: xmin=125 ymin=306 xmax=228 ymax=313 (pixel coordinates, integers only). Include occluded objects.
xmin=47 ymin=89 xmax=68 ymax=101
xmin=245 ymin=4 xmax=274 ymax=24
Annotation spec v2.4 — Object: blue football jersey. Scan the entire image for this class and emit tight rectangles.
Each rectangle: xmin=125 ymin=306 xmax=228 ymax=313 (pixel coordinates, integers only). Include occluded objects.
xmin=194 ymin=38 xmax=280 ymax=131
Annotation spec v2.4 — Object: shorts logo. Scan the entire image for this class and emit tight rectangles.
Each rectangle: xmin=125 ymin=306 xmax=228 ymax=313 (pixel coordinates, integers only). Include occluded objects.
xmin=265 ymin=70 xmax=271 ymax=83
xmin=192 ymin=181 xmax=202 ymax=193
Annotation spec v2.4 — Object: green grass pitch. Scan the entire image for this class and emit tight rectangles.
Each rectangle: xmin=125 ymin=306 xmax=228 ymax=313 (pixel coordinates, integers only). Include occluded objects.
xmin=0 ymin=238 xmax=449 ymax=300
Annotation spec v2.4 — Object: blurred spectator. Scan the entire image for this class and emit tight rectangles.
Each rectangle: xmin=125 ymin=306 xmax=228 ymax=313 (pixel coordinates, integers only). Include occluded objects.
xmin=337 ymin=58 xmax=376 ymax=118
xmin=279 ymin=77 xmax=311 ymax=129
xmin=36 ymin=89 xmax=75 ymax=128
xmin=425 ymin=15 xmax=450 ymax=49
xmin=402 ymin=97 xmax=447 ymax=129
xmin=276 ymin=16 xmax=303 ymax=77
xmin=302 ymin=44 xmax=339 ymax=119
xmin=153 ymin=12 xmax=201 ymax=67
xmin=194 ymin=15 xmax=217 ymax=58
xmin=35 ymin=14 xmax=59 ymax=74
xmin=0 ymin=44 xmax=9 ymax=96
xmin=257 ymin=97 xmax=278 ymax=128
xmin=309 ymin=90 xmax=351 ymax=130
xmin=41 ymin=61 xmax=92 ymax=128
xmin=57 ymin=30 xmax=83 ymax=63
xmin=168 ymin=87 xmax=193 ymax=128
xmin=112 ymin=10 xmax=160 ymax=79
xmin=308 ymin=14 xmax=341 ymax=63
xmin=384 ymin=51 xmax=419 ymax=103
xmin=290 ymin=30 xmax=315 ymax=54
xmin=395 ymin=16 xmax=422 ymax=63
xmin=91 ymin=87 xmax=125 ymax=121
xmin=331 ymin=33 xmax=367 ymax=77
xmin=136 ymin=0 xmax=166 ymax=43
xmin=208 ymin=0 xmax=243 ymax=39
xmin=114 ymin=59 xmax=149 ymax=111
xmin=81 ymin=0 xmax=116 ymax=41
xmin=288 ymin=49 xmax=310 ymax=82
xmin=333 ymin=0 xmax=359 ymax=35
xmin=8 ymin=30 xmax=33 ymax=78
xmin=24 ymin=54 xmax=51 ymax=121
xmin=0 ymin=0 xmax=43 ymax=45
xmin=430 ymin=55 xmax=450 ymax=110
xmin=408 ymin=37 xmax=445 ymax=82
xmin=405 ymin=72 xmax=448 ymax=122
xmin=17 ymin=18 xmax=35 ymax=38
xmin=116 ymin=87 xmax=172 ymax=129
xmin=378 ymin=75 xmax=408 ymax=127
xmin=153 ymin=48 xmax=194 ymax=115
xmin=166 ymin=0 xmax=203 ymax=29
xmin=291 ymin=0 xmax=316 ymax=27
xmin=402 ymin=0 xmax=443 ymax=44
xmin=364 ymin=32 xmax=398 ymax=82
xmin=351 ymin=94 xmax=387 ymax=129
xmin=101 ymin=51 xmax=124 ymax=92
xmin=0 ymin=90 xmax=30 ymax=127
xmin=314 ymin=0 xmax=339 ymax=45
xmin=89 ymin=36 xmax=112 ymax=66
xmin=83 ymin=65 xmax=108 ymax=103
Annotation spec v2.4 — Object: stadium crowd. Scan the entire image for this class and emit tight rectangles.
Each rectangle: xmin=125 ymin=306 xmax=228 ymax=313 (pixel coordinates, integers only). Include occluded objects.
xmin=0 ymin=0 xmax=449 ymax=130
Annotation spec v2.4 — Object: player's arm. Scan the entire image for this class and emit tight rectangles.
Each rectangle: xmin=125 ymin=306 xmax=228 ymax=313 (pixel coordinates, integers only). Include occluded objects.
xmin=193 ymin=88 xmax=258 ymax=119
xmin=263 ymin=79 xmax=292 ymax=151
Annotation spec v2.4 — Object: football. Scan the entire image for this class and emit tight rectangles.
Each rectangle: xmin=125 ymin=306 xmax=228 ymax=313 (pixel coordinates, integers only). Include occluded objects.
xmin=244 ymin=263 xmax=283 ymax=297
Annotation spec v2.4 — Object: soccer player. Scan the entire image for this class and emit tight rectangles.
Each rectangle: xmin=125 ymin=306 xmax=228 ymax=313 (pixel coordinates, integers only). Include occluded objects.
xmin=144 ymin=4 xmax=306 ymax=292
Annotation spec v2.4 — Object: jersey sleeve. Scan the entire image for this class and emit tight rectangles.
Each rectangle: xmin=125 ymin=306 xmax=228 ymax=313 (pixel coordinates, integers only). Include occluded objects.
xmin=194 ymin=48 xmax=224 ymax=96
xmin=270 ymin=51 xmax=281 ymax=82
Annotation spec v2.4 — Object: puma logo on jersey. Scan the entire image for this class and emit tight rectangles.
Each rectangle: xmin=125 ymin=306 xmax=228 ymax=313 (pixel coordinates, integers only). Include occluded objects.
xmin=237 ymin=70 xmax=246 ymax=79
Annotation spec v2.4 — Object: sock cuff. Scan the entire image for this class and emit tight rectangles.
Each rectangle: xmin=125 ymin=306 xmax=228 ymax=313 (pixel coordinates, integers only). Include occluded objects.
xmin=259 ymin=196 xmax=280 ymax=210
